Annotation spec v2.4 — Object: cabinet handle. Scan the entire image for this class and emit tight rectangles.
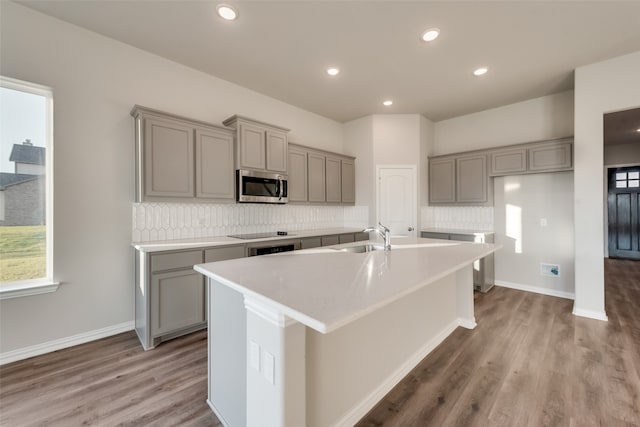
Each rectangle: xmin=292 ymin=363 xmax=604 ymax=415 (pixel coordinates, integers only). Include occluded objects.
xmin=408 ymin=226 xmax=415 ymax=231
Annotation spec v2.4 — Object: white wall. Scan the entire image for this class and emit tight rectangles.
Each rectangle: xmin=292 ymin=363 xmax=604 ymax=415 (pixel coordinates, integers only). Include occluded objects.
xmin=344 ymin=116 xmax=374 ymax=224
xmin=494 ymin=172 xmax=575 ymax=298
xmin=432 ymin=92 xmax=575 ymax=294
xmin=574 ymin=50 xmax=640 ymax=320
xmin=0 ymin=2 xmax=344 ymax=354
xmin=419 ymin=115 xmax=434 ymax=209
xmin=433 ymin=91 xmax=574 ymax=155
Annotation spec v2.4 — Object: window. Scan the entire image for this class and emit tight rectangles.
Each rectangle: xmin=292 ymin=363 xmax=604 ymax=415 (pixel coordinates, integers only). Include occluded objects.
xmin=0 ymin=76 xmax=57 ymax=299
xmin=615 ymin=170 xmax=640 ymax=188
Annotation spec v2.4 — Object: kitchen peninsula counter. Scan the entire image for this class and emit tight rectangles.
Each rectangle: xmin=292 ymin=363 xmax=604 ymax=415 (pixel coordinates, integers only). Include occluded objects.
xmin=195 ymin=237 xmax=499 ymax=427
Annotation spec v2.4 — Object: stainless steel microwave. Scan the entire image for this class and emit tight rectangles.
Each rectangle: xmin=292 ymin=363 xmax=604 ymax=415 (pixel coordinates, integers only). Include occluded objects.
xmin=237 ymin=170 xmax=288 ymax=204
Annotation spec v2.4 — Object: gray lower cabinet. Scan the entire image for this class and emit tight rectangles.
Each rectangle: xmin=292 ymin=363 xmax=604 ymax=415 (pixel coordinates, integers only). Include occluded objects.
xmin=321 ymin=234 xmax=340 ymax=246
xmin=421 ymin=231 xmax=495 ymax=293
xmin=338 ymin=233 xmax=355 ymax=244
xmin=354 ymin=232 xmax=369 ymax=241
xmin=131 ymin=105 xmax=235 ymax=203
xmin=135 ymin=245 xmax=245 ymax=350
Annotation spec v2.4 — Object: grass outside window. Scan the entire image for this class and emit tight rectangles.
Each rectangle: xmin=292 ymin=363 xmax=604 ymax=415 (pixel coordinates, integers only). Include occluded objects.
xmin=0 ymin=225 xmax=46 ymax=283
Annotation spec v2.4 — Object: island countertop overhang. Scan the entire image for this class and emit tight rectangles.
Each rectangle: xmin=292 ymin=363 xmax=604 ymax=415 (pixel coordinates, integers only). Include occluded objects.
xmin=194 ymin=237 xmax=500 ymax=334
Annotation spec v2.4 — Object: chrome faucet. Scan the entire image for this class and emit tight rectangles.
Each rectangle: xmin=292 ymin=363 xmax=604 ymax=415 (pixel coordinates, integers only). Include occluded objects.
xmin=363 ymin=222 xmax=391 ymax=250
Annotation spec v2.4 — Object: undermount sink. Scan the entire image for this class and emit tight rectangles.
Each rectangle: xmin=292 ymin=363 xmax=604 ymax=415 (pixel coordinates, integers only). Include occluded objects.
xmin=334 ymin=243 xmax=386 ymax=253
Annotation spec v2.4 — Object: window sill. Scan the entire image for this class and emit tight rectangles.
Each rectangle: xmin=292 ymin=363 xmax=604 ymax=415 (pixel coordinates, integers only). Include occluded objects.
xmin=0 ymin=279 xmax=60 ymax=300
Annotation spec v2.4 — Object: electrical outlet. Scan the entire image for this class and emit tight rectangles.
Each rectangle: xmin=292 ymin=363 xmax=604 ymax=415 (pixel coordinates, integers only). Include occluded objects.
xmin=263 ymin=351 xmax=275 ymax=385
xmin=540 ymin=263 xmax=560 ymax=277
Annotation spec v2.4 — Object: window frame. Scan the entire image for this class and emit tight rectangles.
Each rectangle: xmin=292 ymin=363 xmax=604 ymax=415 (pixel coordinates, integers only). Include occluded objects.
xmin=0 ymin=76 xmax=58 ymax=299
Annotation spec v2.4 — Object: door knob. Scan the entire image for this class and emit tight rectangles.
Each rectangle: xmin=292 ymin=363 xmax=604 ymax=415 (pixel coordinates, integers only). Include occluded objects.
xmin=408 ymin=226 xmax=415 ymax=231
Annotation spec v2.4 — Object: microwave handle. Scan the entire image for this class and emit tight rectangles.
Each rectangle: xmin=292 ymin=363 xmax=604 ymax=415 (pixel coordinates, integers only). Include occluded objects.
xmin=277 ymin=177 xmax=283 ymax=200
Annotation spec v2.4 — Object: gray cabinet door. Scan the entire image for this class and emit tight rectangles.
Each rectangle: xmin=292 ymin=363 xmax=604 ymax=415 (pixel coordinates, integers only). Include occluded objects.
xmin=238 ymin=122 xmax=266 ymax=170
xmin=421 ymin=231 xmax=450 ymax=240
xmin=326 ymin=156 xmax=342 ymax=203
xmin=151 ymin=249 xmax=203 ymax=273
xmin=429 ymin=158 xmax=456 ymax=203
xmin=341 ymin=159 xmax=355 ymax=203
xmin=308 ymin=152 xmax=326 ymax=202
xmin=490 ymin=148 xmax=527 ymax=176
xmin=151 ymin=269 xmax=205 ymax=336
xmin=528 ymin=141 xmax=572 ymax=172
xmin=288 ymin=147 xmax=308 ymax=202
xmin=144 ymin=117 xmax=194 ymax=198
xmin=354 ymin=232 xmax=369 ymax=242
xmin=195 ymin=127 xmax=235 ymax=199
xmin=339 ymin=233 xmax=355 ymax=244
xmin=456 ymin=154 xmax=488 ymax=203
xmin=266 ymin=130 xmax=288 ymax=173
xmin=205 ymin=245 xmax=246 ymax=262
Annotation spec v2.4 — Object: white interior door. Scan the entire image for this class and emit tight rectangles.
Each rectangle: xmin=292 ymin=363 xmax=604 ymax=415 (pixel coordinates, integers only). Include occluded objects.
xmin=377 ymin=166 xmax=417 ymax=237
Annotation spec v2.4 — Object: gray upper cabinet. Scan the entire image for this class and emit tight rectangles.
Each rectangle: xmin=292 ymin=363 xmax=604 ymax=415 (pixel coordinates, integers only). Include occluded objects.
xmin=144 ymin=117 xmax=195 ymax=198
xmin=288 ymin=146 xmax=308 ymax=202
xmin=325 ymin=156 xmax=342 ymax=203
xmin=341 ymin=159 xmax=355 ymax=204
xmin=456 ymin=154 xmax=488 ymax=203
xmin=429 ymin=158 xmax=456 ymax=204
xmin=308 ymin=152 xmax=326 ymax=202
xmin=490 ymin=138 xmax=573 ymax=177
xmin=528 ymin=139 xmax=572 ymax=172
xmin=238 ymin=122 xmax=266 ymax=170
xmin=195 ymin=127 xmax=235 ymax=200
xmin=131 ymin=105 xmax=235 ymax=203
xmin=490 ymin=147 xmax=527 ymax=176
xmin=223 ymin=115 xmax=290 ymax=174
xmin=266 ymin=130 xmax=288 ymax=173
xmin=429 ymin=155 xmax=489 ymax=206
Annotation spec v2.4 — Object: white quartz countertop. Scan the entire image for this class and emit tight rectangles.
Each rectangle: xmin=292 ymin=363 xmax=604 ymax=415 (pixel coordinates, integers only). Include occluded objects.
xmin=132 ymin=227 xmax=365 ymax=253
xmin=420 ymin=228 xmax=494 ymax=235
xmin=194 ymin=237 xmax=499 ymax=334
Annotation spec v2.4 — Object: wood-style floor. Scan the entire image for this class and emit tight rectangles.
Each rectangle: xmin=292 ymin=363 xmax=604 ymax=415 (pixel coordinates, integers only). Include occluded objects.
xmin=1 ymin=258 xmax=638 ymax=426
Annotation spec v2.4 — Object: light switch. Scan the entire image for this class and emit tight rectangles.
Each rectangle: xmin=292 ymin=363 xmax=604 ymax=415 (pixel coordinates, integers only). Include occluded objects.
xmin=263 ymin=351 xmax=275 ymax=385
xmin=540 ymin=218 xmax=548 ymax=227
xmin=249 ymin=341 xmax=260 ymax=371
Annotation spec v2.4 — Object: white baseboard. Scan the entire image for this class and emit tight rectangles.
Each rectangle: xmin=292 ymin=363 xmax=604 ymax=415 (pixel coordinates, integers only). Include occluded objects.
xmin=207 ymin=399 xmax=231 ymax=427
xmin=0 ymin=321 xmax=135 ymax=365
xmin=495 ymin=280 xmax=575 ymax=300
xmin=572 ymin=306 xmax=608 ymax=322
xmin=333 ymin=319 xmax=459 ymax=427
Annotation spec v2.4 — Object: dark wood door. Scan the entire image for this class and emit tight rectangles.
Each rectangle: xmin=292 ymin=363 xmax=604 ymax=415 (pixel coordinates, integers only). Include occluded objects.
xmin=608 ymin=166 xmax=640 ymax=259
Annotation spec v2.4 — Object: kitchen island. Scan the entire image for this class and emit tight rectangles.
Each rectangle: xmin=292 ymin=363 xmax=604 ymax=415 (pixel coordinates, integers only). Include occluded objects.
xmin=194 ymin=237 xmax=499 ymax=427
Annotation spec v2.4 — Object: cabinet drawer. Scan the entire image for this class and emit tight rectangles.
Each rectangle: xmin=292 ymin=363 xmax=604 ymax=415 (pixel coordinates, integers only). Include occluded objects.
xmin=151 ymin=250 xmax=203 ymax=272
xmin=354 ymin=232 xmax=369 ymax=242
xmin=321 ymin=235 xmax=340 ymax=246
xmin=421 ymin=232 xmax=450 ymax=240
xmin=300 ymin=237 xmax=322 ymax=249
xmin=339 ymin=233 xmax=355 ymax=244
xmin=205 ymin=245 xmax=246 ymax=263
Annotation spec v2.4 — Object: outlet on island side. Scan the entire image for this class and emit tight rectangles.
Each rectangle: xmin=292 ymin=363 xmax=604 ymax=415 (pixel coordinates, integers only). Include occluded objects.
xmin=540 ymin=263 xmax=560 ymax=277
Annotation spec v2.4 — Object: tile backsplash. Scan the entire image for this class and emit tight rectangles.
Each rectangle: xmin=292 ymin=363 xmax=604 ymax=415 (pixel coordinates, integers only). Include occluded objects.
xmin=132 ymin=203 xmax=369 ymax=242
xmin=421 ymin=206 xmax=494 ymax=231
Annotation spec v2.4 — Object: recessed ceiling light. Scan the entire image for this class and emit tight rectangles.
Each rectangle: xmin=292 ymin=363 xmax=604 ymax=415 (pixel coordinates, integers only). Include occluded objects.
xmin=636 ymin=128 xmax=640 ymax=132
xmin=473 ymin=67 xmax=488 ymax=76
xmin=326 ymin=67 xmax=340 ymax=76
xmin=383 ymin=100 xmax=393 ymax=106
xmin=421 ymin=28 xmax=440 ymax=42
xmin=217 ymin=4 xmax=238 ymax=20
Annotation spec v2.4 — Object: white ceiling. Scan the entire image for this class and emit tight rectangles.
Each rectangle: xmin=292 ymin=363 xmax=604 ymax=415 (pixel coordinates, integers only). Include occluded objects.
xmin=16 ymin=1 xmax=640 ymax=123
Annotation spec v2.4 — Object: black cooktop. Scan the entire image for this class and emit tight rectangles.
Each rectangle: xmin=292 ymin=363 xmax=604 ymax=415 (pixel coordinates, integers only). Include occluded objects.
xmin=228 ymin=231 xmax=293 ymax=240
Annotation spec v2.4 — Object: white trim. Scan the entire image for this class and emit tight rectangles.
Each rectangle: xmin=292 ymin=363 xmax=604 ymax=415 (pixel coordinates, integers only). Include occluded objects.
xmin=207 ymin=399 xmax=231 ymax=427
xmin=0 ymin=321 xmax=134 ymax=365
xmin=457 ymin=317 xmax=477 ymax=329
xmin=495 ymin=280 xmax=575 ymax=300
xmin=0 ymin=279 xmax=59 ymax=300
xmin=333 ymin=319 xmax=459 ymax=427
xmin=244 ymin=297 xmax=296 ymax=328
xmin=572 ymin=306 xmax=609 ymax=322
